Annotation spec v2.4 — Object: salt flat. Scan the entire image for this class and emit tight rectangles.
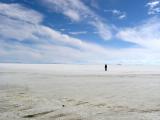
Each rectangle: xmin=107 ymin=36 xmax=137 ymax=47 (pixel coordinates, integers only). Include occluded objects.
xmin=0 ymin=64 xmax=160 ymax=120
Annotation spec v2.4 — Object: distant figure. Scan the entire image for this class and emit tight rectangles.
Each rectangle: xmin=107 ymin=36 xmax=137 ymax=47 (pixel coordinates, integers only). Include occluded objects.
xmin=105 ymin=64 xmax=107 ymax=71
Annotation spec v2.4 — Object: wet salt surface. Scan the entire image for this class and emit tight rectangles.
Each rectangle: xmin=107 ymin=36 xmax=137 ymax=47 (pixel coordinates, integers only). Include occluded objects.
xmin=0 ymin=64 xmax=160 ymax=120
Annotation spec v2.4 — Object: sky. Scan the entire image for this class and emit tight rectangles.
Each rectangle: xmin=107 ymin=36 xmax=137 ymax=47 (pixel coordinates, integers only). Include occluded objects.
xmin=0 ymin=0 xmax=160 ymax=64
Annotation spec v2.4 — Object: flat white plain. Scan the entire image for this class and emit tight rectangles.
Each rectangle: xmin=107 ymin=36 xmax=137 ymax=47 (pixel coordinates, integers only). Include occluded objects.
xmin=0 ymin=64 xmax=160 ymax=120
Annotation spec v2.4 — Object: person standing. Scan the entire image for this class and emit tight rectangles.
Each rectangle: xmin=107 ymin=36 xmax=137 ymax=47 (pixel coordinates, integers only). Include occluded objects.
xmin=105 ymin=64 xmax=107 ymax=71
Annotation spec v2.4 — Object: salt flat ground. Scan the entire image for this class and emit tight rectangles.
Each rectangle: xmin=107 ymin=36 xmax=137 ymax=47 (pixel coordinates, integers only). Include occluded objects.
xmin=0 ymin=64 xmax=160 ymax=120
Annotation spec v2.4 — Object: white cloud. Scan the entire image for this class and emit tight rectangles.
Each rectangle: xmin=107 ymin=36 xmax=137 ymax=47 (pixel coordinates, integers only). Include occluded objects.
xmin=146 ymin=0 xmax=160 ymax=15
xmin=1 ymin=2 xmax=160 ymax=64
xmin=63 ymin=9 xmax=80 ymax=22
xmin=118 ymin=14 xmax=126 ymax=20
xmin=112 ymin=9 xmax=126 ymax=19
xmin=104 ymin=9 xmax=127 ymax=20
xmin=0 ymin=3 xmax=43 ymax=24
xmin=113 ymin=16 xmax=160 ymax=64
xmin=0 ymin=2 xmax=111 ymax=63
xmin=40 ymin=0 xmax=90 ymax=22
xmin=147 ymin=1 xmax=160 ymax=8
xmin=90 ymin=20 xmax=112 ymax=40
xmin=0 ymin=2 xmax=43 ymax=41
xmin=39 ymin=26 xmax=108 ymax=54
xmin=40 ymin=0 xmax=113 ymax=40
xmin=117 ymin=17 xmax=160 ymax=50
xmin=0 ymin=15 xmax=39 ymax=41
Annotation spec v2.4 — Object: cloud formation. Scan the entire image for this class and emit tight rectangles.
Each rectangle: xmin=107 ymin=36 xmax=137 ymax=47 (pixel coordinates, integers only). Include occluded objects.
xmin=117 ymin=17 xmax=160 ymax=49
xmin=1 ymin=1 xmax=160 ymax=64
xmin=146 ymin=0 xmax=160 ymax=15
xmin=0 ymin=2 xmax=111 ymax=63
xmin=0 ymin=3 xmax=43 ymax=24
xmin=104 ymin=9 xmax=127 ymax=20
xmin=40 ymin=0 xmax=112 ymax=40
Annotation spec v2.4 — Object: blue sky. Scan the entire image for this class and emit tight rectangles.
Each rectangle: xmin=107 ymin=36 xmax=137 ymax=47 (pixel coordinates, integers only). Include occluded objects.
xmin=0 ymin=0 xmax=160 ymax=64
